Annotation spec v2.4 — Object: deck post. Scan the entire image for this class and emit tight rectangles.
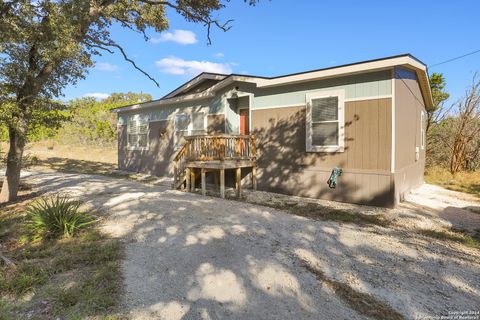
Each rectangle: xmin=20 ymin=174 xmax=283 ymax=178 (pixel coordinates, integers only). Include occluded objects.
xmin=191 ymin=169 xmax=196 ymax=192
xmin=236 ymin=167 xmax=241 ymax=198
xmin=185 ymin=168 xmax=191 ymax=192
xmin=220 ymin=169 xmax=225 ymax=199
xmin=252 ymin=164 xmax=257 ymax=190
xmin=173 ymin=163 xmax=178 ymax=189
xmin=201 ymin=168 xmax=206 ymax=196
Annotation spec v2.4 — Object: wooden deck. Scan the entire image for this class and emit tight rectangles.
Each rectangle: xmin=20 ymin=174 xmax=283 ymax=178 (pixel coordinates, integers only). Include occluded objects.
xmin=173 ymin=135 xmax=257 ymax=198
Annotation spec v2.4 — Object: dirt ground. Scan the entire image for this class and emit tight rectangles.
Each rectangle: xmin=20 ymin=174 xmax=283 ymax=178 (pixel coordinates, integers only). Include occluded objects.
xmin=20 ymin=171 xmax=480 ymax=320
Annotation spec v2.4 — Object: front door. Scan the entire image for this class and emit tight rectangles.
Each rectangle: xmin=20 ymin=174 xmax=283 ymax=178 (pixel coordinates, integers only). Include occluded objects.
xmin=239 ymin=108 xmax=250 ymax=135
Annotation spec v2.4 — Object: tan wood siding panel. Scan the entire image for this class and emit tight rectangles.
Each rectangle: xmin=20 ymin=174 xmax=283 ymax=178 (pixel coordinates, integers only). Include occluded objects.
xmin=251 ymin=98 xmax=392 ymax=171
xmin=251 ymin=98 xmax=394 ymax=206
xmin=393 ymin=73 xmax=427 ymax=203
xmin=345 ymin=100 xmax=356 ymax=168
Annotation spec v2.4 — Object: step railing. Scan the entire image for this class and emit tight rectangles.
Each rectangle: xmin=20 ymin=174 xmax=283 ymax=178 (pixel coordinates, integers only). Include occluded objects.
xmin=173 ymin=135 xmax=257 ymax=188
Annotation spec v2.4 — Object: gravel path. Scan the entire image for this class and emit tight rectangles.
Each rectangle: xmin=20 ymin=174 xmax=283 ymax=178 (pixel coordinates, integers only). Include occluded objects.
xmin=23 ymin=171 xmax=480 ymax=320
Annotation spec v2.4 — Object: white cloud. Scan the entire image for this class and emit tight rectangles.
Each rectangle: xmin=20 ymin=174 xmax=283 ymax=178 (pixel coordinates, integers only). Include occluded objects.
xmin=214 ymin=52 xmax=224 ymax=58
xmin=95 ymin=62 xmax=119 ymax=72
xmin=155 ymin=56 xmax=233 ymax=76
xmin=151 ymin=30 xmax=197 ymax=45
xmin=84 ymin=92 xmax=110 ymax=100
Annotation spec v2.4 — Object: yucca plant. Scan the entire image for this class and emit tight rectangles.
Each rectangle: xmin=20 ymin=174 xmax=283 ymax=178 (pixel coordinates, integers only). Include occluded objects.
xmin=26 ymin=195 xmax=96 ymax=238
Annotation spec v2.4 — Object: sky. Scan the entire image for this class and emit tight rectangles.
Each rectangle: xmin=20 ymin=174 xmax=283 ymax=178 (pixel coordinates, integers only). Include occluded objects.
xmin=64 ymin=0 xmax=480 ymax=105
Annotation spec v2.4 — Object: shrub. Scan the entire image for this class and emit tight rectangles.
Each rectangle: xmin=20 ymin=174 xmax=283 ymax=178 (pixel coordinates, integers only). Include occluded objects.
xmin=26 ymin=195 xmax=96 ymax=238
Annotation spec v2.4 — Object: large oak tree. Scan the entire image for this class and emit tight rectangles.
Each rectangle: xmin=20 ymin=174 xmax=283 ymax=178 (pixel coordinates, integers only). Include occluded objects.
xmin=0 ymin=0 xmax=255 ymax=203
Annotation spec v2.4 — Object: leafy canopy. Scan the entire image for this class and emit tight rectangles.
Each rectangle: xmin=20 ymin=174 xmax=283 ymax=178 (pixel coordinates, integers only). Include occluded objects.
xmin=430 ymin=72 xmax=450 ymax=110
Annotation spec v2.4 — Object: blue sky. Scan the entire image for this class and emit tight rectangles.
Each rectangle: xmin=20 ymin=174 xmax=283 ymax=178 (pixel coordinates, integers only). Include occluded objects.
xmin=64 ymin=0 xmax=480 ymax=105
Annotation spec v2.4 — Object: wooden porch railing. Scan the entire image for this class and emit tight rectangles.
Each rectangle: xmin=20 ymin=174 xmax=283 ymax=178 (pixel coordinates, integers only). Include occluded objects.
xmin=173 ymin=135 xmax=257 ymax=188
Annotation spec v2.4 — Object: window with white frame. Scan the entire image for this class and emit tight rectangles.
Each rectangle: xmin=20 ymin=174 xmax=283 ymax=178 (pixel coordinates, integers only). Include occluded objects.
xmin=306 ymin=91 xmax=345 ymax=152
xmin=174 ymin=112 xmax=206 ymax=146
xmin=420 ymin=111 xmax=426 ymax=150
xmin=127 ymin=115 xmax=149 ymax=149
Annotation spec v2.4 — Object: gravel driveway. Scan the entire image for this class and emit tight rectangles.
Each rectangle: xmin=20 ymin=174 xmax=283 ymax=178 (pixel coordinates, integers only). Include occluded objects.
xmin=24 ymin=171 xmax=480 ymax=320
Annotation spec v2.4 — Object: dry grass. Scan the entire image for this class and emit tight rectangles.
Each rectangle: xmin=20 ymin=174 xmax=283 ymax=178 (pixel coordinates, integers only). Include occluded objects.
xmin=425 ymin=166 xmax=480 ymax=197
xmin=1 ymin=141 xmax=117 ymax=168
xmin=1 ymin=141 xmax=118 ymax=177
xmin=301 ymin=260 xmax=404 ymax=320
xmin=26 ymin=141 xmax=117 ymax=164
xmin=419 ymin=228 xmax=479 ymax=250
xmin=0 ymin=189 xmax=123 ymax=319
xmin=248 ymin=199 xmax=390 ymax=227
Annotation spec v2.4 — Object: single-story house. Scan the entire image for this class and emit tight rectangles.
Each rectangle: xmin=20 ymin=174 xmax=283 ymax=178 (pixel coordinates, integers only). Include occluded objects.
xmin=111 ymin=54 xmax=433 ymax=207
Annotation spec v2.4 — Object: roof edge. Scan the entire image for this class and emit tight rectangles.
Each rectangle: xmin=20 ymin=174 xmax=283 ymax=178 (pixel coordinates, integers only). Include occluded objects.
xmin=111 ymin=53 xmax=433 ymax=113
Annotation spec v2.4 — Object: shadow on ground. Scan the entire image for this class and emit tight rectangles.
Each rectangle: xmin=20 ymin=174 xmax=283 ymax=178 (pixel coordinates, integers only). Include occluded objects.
xmin=23 ymin=172 xmax=480 ymax=320
xmin=28 ymin=157 xmax=117 ymax=175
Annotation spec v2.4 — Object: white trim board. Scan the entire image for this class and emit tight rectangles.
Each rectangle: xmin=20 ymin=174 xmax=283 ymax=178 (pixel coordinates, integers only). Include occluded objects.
xmin=391 ymin=71 xmax=396 ymax=173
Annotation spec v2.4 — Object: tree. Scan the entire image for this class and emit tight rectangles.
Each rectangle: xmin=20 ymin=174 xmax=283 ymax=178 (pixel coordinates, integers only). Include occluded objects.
xmin=427 ymin=72 xmax=450 ymax=133
xmin=448 ymin=76 xmax=480 ymax=173
xmin=0 ymin=0 xmax=256 ymax=203
xmin=59 ymin=92 xmax=152 ymax=146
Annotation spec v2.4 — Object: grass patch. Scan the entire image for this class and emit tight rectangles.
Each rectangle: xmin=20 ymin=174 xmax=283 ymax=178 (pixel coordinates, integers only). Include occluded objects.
xmin=301 ymin=260 xmax=404 ymax=320
xmin=0 ymin=191 xmax=123 ymax=319
xmin=253 ymin=200 xmax=389 ymax=227
xmin=29 ymin=157 xmax=117 ymax=176
xmin=425 ymin=166 xmax=480 ymax=196
xmin=419 ymin=229 xmax=480 ymax=250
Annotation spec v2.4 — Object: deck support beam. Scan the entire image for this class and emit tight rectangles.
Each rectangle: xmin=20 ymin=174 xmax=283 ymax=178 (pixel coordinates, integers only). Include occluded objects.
xmin=252 ymin=165 xmax=257 ymax=190
xmin=236 ymin=167 xmax=241 ymax=198
xmin=220 ymin=169 xmax=225 ymax=199
xmin=201 ymin=168 xmax=206 ymax=196
xmin=191 ymin=169 xmax=196 ymax=192
xmin=173 ymin=164 xmax=178 ymax=189
xmin=185 ymin=168 xmax=191 ymax=192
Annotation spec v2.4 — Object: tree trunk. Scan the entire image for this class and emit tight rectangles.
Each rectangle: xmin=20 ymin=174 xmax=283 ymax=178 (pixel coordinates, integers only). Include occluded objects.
xmin=0 ymin=121 xmax=28 ymax=203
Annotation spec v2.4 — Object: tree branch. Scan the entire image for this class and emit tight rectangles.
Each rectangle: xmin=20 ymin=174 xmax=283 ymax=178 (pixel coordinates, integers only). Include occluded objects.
xmin=85 ymin=36 xmax=159 ymax=87
xmin=136 ymin=0 xmax=233 ymax=45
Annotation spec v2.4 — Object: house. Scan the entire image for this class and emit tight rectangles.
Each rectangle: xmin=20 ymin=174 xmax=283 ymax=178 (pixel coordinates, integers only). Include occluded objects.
xmin=111 ymin=54 xmax=433 ymax=207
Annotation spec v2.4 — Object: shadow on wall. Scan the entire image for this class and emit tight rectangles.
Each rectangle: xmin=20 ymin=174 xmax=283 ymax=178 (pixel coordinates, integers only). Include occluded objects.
xmin=253 ymin=108 xmax=394 ymax=207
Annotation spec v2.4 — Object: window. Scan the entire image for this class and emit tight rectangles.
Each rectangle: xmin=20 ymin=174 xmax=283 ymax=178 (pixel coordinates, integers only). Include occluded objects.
xmin=174 ymin=112 xmax=206 ymax=146
xmin=127 ymin=115 xmax=149 ymax=150
xmin=420 ymin=111 xmax=426 ymax=150
xmin=175 ymin=113 xmax=189 ymax=146
xmin=306 ymin=90 xmax=345 ymax=152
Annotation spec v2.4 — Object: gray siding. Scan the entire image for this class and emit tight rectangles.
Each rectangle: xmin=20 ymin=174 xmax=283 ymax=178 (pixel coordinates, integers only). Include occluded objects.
xmin=118 ymin=120 xmax=176 ymax=176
